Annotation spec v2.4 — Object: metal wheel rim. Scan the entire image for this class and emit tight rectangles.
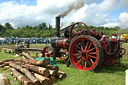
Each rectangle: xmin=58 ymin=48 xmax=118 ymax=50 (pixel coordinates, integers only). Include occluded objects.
xmin=70 ymin=37 xmax=99 ymax=70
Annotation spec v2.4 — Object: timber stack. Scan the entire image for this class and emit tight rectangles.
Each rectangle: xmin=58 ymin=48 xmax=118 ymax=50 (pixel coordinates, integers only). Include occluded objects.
xmin=0 ymin=52 xmax=66 ymax=85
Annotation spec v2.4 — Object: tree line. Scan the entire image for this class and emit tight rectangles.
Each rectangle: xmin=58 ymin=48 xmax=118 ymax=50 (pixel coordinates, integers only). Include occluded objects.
xmin=0 ymin=22 xmax=126 ymax=38
xmin=0 ymin=22 xmax=55 ymax=38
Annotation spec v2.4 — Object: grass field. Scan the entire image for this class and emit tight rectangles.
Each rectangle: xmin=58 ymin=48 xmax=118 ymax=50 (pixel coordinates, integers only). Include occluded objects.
xmin=0 ymin=43 xmax=128 ymax=85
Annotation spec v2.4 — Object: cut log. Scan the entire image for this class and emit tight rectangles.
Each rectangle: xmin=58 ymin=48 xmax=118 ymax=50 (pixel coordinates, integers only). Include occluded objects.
xmin=0 ymin=62 xmax=9 ymax=67
xmin=2 ymin=66 xmax=10 ymax=71
xmin=33 ymin=73 xmax=52 ymax=85
xmin=49 ymin=69 xmax=58 ymax=76
xmin=34 ymin=59 xmax=49 ymax=67
xmin=22 ymin=68 xmax=40 ymax=85
xmin=21 ymin=52 xmax=35 ymax=60
xmin=10 ymin=68 xmax=34 ymax=85
xmin=46 ymin=64 xmax=59 ymax=71
xmin=12 ymin=60 xmax=24 ymax=65
xmin=49 ymin=76 xmax=56 ymax=82
xmin=14 ymin=58 xmax=49 ymax=67
xmin=57 ymin=71 xmax=66 ymax=79
xmin=9 ymin=62 xmax=40 ymax=85
xmin=0 ymin=59 xmax=14 ymax=65
xmin=0 ymin=73 xmax=8 ymax=85
xmin=10 ymin=72 xmax=17 ymax=80
xmin=26 ymin=64 xmax=50 ymax=77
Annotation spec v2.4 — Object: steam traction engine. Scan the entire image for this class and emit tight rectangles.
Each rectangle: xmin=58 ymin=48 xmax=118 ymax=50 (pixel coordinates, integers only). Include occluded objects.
xmin=42 ymin=17 xmax=126 ymax=71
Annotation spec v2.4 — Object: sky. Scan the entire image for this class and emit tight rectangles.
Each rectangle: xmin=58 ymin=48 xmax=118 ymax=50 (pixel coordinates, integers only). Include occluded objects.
xmin=0 ymin=0 xmax=128 ymax=29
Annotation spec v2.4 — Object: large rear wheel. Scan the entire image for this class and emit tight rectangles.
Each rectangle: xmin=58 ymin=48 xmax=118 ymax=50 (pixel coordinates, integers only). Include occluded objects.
xmin=69 ymin=35 xmax=103 ymax=71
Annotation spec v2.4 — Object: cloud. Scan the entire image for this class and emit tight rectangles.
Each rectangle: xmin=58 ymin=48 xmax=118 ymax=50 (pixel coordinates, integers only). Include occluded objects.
xmin=119 ymin=12 xmax=128 ymax=28
xmin=103 ymin=12 xmax=128 ymax=28
xmin=0 ymin=0 xmax=76 ymax=28
xmin=69 ymin=0 xmax=118 ymax=26
xmin=103 ymin=23 xmax=119 ymax=28
xmin=0 ymin=0 xmax=128 ymax=29
xmin=118 ymin=0 xmax=128 ymax=8
xmin=0 ymin=1 xmax=37 ymax=27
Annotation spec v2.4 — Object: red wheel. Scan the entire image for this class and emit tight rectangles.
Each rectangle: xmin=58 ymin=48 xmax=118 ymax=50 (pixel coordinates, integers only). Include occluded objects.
xmin=59 ymin=49 xmax=68 ymax=61
xmin=69 ymin=35 xmax=103 ymax=71
xmin=42 ymin=46 xmax=56 ymax=60
xmin=69 ymin=22 xmax=89 ymax=39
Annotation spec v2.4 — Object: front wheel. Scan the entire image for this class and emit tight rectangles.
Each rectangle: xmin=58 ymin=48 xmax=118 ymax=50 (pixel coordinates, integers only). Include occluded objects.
xmin=42 ymin=46 xmax=56 ymax=60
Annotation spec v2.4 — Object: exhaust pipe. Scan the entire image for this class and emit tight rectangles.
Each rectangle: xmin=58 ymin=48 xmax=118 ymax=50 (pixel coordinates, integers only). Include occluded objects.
xmin=56 ymin=17 xmax=60 ymax=37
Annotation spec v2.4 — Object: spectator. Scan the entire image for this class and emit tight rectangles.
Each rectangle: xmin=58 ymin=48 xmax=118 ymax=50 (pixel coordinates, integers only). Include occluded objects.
xmin=27 ymin=41 xmax=30 ymax=48
xmin=100 ymin=35 xmax=108 ymax=41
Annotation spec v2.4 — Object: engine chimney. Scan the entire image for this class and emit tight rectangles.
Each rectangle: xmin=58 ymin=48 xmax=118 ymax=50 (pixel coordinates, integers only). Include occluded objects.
xmin=56 ymin=17 xmax=60 ymax=37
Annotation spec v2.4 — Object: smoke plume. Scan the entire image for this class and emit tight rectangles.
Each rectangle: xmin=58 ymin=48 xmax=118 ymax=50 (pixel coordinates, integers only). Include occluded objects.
xmin=57 ymin=0 xmax=85 ymax=18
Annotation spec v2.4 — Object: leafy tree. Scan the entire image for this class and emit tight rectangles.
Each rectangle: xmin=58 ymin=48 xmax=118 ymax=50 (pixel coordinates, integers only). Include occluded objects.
xmin=4 ymin=22 xmax=13 ymax=29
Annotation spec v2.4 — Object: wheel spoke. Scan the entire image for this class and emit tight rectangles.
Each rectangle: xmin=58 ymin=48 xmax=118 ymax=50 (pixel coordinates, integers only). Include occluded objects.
xmin=88 ymin=43 xmax=92 ymax=50
xmin=88 ymin=48 xmax=95 ymax=52
xmin=89 ymin=52 xmax=96 ymax=55
xmin=87 ymin=60 xmax=91 ymax=66
xmin=80 ymin=42 xmax=84 ymax=51
xmin=75 ymin=45 xmax=81 ymax=50
xmin=76 ymin=55 xmax=82 ymax=59
xmin=73 ymin=53 xmax=80 ymax=56
xmin=77 ymin=58 xmax=82 ymax=64
xmin=82 ymin=40 xmax=85 ymax=50
xmin=81 ymin=27 xmax=85 ymax=32
xmin=88 ymin=54 xmax=96 ymax=59
xmin=85 ymin=61 xmax=87 ymax=68
xmin=82 ymin=60 xmax=84 ymax=66
xmin=85 ymin=41 xmax=89 ymax=50
xmin=76 ymin=49 xmax=81 ymax=53
xmin=73 ymin=30 xmax=77 ymax=34
xmin=90 ymin=58 xmax=94 ymax=64
xmin=77 ymin=23 xmax=80 ymax=31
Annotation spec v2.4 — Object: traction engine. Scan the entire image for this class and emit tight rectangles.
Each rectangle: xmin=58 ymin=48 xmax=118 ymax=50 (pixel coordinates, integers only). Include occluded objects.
xmin=42 ymin=17 xmax=126 ymax=71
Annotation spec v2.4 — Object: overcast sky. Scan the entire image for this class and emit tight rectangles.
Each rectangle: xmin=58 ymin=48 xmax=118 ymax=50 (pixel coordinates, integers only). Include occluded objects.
xmin=0 ymin=0 xmax=128 ymax=28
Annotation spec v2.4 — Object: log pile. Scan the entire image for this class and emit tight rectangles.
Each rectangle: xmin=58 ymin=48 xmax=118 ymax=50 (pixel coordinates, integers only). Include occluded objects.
xmin=0 ymin=52 xmax=66 ymax=85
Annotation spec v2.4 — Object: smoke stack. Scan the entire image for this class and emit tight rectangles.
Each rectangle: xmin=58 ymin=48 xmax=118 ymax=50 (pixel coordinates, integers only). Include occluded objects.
xmin=56 ymin=17 xmax=60 ymax=37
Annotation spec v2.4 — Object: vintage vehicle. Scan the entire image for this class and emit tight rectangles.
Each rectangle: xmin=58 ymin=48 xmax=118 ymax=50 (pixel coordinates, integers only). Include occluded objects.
xmin=42 ymin=17 xmax=126 ymax=71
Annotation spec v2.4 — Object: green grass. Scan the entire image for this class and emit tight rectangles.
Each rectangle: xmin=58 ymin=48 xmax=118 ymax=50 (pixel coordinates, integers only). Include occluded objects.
xmin=0 ymin=43 xmax=128 ymax=85
xmin=0 ymin=50 xmax=22 ymax=85
xmin=55 ymin=58 xmax=128 ymax=85
xmin=29 ymin=44 xmax=51 ymax=49
xmin=0 ymin=43 xmax=50 ymax=49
